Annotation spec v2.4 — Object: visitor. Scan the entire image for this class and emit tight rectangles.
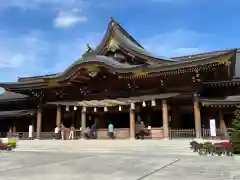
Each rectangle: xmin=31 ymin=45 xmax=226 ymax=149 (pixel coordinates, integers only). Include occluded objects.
xmin=139 ymin=121 xmax=145 ymax=140
xmin=60 ymin=123 xmax=65 ymax=140
xmin=135 ymin=120 xmax=141 ymax=139
xmin=108 ymin=123 xmax=114 ymax=139
xmin=90 ymin=124 xmax=96 ymax=139
xmin=84 ymin=127 xmax=90 ymax=139
xmin=54 ymin=125 xmax=59 ymax=140
xmin=79 ymin=126 xmax=82 ymax=139
xmin=68 ymin=124 xmax=75 ymax=140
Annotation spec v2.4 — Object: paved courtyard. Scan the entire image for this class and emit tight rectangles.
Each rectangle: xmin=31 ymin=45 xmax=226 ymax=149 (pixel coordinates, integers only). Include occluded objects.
xmin=0 ymin=140 xmax=240 ymax=180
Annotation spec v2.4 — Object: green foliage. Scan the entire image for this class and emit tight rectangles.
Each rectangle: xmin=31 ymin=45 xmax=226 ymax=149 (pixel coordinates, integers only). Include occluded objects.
xmin=230 ymin=108 xmax=240 ymax=154
xmin=189 ymin=141 xmax=233 ymax=156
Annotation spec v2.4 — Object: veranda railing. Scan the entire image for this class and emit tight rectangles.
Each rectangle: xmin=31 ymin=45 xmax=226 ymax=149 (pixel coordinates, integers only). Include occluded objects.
xmin=170 ymin=128 xmax=223 ymax=139
xmin=169 ymin=128 xmax=195 ymax=138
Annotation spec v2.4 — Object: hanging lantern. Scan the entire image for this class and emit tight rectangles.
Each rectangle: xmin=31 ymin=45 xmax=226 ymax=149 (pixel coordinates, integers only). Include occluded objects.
xmin=142 ymin=101 xmax=146 ymax=107
xmin=130 ymin=103 xmax=135 ymax=110
xmin=66 ymin=106 xmax=69 ymax=111
xmin=119 ymin=105 xmax=122 ymax=111
xmin=74 ymin=106 xmax=77 ymax=111
xmin=94 ymin=107 xmax=97 ymax=112
xmin=151 ymin=99 xmax=156 ymax=107
xmin=104 ymin=106 xmax=108 ymax=112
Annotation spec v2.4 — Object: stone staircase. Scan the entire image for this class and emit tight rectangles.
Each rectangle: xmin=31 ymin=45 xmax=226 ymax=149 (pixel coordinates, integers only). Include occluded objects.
xmin=15 ymin=139 xmax=196 ymax=155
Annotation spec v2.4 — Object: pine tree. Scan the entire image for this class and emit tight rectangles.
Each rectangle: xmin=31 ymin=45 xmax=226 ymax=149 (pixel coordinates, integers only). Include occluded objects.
xmin=230 ymin=108 xmax=240 ymax=153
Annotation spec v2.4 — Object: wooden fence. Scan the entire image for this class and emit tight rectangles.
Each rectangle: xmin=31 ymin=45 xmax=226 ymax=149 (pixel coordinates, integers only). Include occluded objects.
xmin=170 ymin=128 xmax=223 ymax=139
xmin=169 ymin=129 xmax=195 ymax=138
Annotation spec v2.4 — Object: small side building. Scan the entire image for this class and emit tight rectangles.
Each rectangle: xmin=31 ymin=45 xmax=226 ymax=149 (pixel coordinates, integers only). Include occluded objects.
xmin=0 ymin=91 xmax=36 ymax=138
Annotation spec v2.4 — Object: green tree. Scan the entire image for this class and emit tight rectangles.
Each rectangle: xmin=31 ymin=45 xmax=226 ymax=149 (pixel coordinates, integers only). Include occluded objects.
xmin=230 ymin=107 xmax=240 ymax=153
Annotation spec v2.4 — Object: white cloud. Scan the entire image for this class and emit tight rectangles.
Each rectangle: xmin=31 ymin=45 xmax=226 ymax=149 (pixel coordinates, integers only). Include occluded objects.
xmin=1 ymin=0 xmax=90 ymax=29
xmin=142 ymin=29 xmax=211 ymax=57
xmin=54 ymin=10 xmax=87 ymax=28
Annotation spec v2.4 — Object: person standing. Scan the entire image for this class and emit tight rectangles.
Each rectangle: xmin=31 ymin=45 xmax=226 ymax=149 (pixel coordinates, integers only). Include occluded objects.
xmin=90 ymin=124 xmax=96 ymax=139
xmin=68 ymin=124 xmax=75 ymax=140
xmin=84 ymin=127 xmax=90 ymax=139
xmin=139 ymin=121 xmax=145 ymax=140
xmin=108 ymin=123 xmax=114 ymax=139
xmin=54 ymin=125 xmax=59 ymax=140
xmin=60 ymin=123 xmax=65 ymax=140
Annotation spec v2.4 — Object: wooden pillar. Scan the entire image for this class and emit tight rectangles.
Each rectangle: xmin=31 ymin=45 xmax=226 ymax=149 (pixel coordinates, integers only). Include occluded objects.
xmin=193 ymin=96 xmax=201 ymax=138
xmin=56 ymin=105 xmax=61 ymax=127
xmin=129 ymin=105 xmax=135 ymax=139
xmin=162 ymin=100 xmax=169 ymax=139
xmin=81 ymin=107 xmax=86 ymax=139
xmin=36 ymin=106 xmax=42 ymax=139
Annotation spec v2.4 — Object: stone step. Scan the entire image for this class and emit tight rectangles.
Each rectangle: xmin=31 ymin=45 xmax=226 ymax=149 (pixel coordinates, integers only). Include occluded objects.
xmin=16 ymin=146 xmax=193 ymax=152
xmin=15 ymin=147 xmax=193 ymax=152
xmin=15 ymin=140 xmax=194 ymax=153
xmin=16 ymin=146 xmax=191 ymax=149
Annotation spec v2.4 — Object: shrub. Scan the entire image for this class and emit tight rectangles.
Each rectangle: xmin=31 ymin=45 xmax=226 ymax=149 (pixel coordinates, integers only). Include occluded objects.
xmin=8 ymin=139 xmax=16 ymax=148
xmin=230 ymin=108 xmax=240 ymax=154
xmin=190 ymin=141 xmax=198 ymax=152
xmin=204 ymin=142 xmax=214 ymax=155
xmin=189 ymin=140 xmax=233 ymax=156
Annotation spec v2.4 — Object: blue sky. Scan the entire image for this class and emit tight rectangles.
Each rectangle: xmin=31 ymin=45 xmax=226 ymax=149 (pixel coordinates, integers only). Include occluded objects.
xmin=0 ymin=0 xmax=240 ymax=83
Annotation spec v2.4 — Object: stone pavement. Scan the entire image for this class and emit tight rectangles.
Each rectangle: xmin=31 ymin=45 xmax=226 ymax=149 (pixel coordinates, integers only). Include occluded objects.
xmin=15 ymin=139 xmax=195 ymax=155
xmin=0 ymin=140 xmax=239 ymax=180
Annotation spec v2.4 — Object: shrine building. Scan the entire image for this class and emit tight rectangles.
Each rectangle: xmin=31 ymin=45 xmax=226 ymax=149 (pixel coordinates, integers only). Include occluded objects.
xmin=0 ymin=19 xmax=240 ymax=139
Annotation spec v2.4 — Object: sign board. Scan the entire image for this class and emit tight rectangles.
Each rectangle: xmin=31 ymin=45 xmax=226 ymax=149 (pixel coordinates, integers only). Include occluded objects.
xmin=209 ymin=119 xmax=216 ymax=137
xmin=29 ymin=125 xmax=33 ymax=138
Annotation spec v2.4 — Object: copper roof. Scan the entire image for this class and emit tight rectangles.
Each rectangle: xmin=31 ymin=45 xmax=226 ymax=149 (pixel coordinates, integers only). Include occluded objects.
xmin=171 ymin=48 xmax=237 ymax=61
xmin=0 ymin=91 xmax=29 ymax=101
xmin=0 ymin=109 xmax=35 ymax=119
xmin=201 ymin=95 xmax=240 ymax=106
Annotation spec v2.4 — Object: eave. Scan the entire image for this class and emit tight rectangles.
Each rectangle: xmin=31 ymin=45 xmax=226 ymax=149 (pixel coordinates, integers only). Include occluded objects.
xmin=0 ymin=109 xmax=36 ymax=119
xmin=47 ymin=93 xmax=180 ymax=107
xmin=201 ymin=95 xmax=240 ymax=107
xmin=0 ymin=50 xmax=234 ymax=91
xmin=0 ymin=91 xmax=34 ymax=103
xmin=203 ymin=78 xmax=240 ymax=87
xmin=36 ymin=50 xmax=235 ymax=81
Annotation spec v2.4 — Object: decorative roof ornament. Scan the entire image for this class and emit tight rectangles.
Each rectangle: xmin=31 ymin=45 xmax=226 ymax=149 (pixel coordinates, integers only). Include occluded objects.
xmin=110 ymin=16 xmax=116 ymax=25
xmin=80 ymin=44 xmax=94 ymax=61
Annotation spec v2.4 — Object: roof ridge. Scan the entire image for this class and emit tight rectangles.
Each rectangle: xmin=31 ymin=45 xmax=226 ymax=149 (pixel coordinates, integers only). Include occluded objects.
xmin=171 ymin=48 xmax=238 ymax=59
xmin=110 ymin=18 xmax=144 ymax=49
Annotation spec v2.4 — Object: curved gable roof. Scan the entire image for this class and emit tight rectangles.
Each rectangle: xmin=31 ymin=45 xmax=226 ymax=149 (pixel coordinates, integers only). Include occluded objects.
xmin=93 ymin=19 xmax=174 ymax=64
